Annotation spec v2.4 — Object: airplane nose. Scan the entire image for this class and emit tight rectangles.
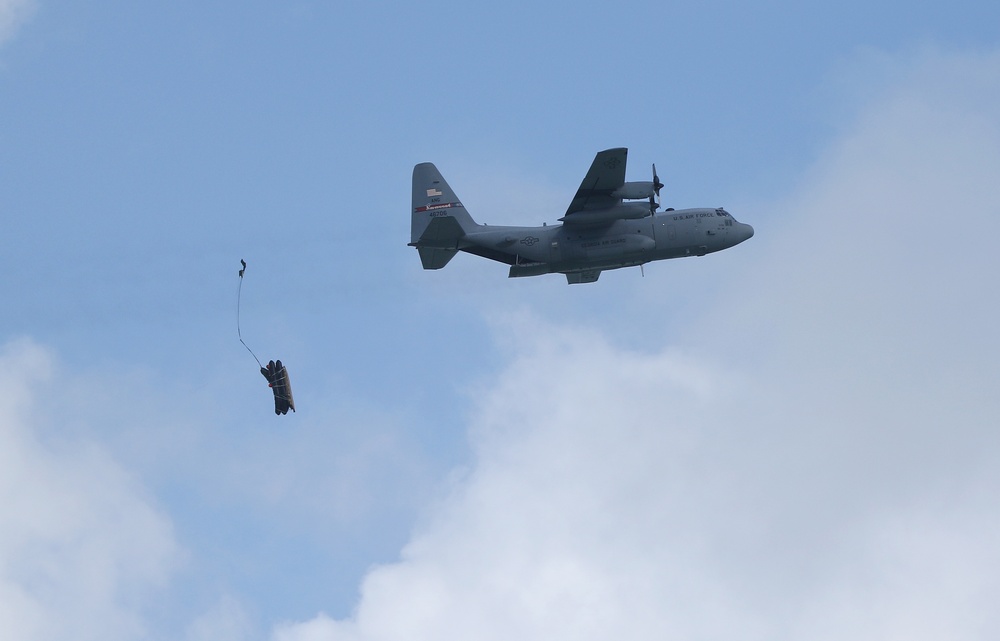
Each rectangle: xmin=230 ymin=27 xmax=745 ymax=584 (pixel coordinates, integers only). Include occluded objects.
xmin=732 ymin=222 xmax=754 ymax=244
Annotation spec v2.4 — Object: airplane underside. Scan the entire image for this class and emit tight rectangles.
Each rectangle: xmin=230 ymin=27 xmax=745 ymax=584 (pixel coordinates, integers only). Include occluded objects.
xmin=505 ymin=256 xmax=644 ymax=283
xmin=492 ymin=247 xmax=709 ymax=284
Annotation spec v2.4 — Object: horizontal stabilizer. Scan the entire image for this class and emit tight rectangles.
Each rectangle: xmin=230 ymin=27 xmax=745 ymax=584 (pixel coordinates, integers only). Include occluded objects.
xmin=411 ymin=215 xmax=466 ymax=270
xmin=416 ymin=215 xmax=465 ymax=247
xmin=418 ymin=247 xmax=458 ymax=269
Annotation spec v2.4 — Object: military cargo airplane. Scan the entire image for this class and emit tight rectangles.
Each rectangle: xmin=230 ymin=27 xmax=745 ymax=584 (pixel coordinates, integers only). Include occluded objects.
xmin=409 ymin=147 xmax=753 ymax=284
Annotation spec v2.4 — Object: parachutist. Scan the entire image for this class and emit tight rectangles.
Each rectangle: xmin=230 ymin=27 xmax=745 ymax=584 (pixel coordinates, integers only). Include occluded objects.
xmin=238 ymin=259 xmax=296 ymax=415
xmin=261 ymin=359 xmax=296 ymax=415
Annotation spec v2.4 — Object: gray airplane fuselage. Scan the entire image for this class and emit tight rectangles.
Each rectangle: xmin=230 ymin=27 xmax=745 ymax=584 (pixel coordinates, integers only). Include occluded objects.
xmin=410 ymin=151 xmax=753 ymax=283
xmin=459 ymin=206 xmax=753 ymax=278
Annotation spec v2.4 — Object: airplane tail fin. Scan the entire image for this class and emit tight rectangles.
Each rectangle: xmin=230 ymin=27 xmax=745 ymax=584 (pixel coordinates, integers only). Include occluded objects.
xmin=410 ymin=163 xmax=480 ymax=269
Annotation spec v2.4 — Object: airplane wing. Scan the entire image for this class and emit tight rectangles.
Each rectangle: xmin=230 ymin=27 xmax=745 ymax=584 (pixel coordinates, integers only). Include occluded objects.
xmin=564 ymin=148 xmax=628 ymax=216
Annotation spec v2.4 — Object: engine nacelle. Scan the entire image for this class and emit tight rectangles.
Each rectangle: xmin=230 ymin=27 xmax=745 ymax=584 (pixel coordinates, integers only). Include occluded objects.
xmin=560 ymin=202 xmax=652 ymax=225
xmin=612 ymin=181 xmax=656 ymax=200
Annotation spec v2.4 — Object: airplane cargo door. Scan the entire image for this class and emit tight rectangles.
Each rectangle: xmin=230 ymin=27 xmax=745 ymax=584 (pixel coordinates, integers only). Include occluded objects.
xmin=549 ymin=239 xmax=562 ymax=264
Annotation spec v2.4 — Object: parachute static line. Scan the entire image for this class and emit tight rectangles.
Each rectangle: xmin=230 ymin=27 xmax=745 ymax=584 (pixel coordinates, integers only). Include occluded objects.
xmin=237 ymin=259 xmax=264 ymax=369
xmin=237 ymin=259 xmax=296 ymax=415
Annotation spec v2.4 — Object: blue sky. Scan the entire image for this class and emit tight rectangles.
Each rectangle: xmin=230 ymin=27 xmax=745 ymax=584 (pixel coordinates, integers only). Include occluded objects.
xmin=3 ymin=2 xmax=1000 ymax=640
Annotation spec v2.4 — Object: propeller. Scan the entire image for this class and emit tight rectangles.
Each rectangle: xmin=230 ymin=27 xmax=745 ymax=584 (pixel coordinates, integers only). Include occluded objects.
xmin=649 ymin=163 xmax=664 ymax=213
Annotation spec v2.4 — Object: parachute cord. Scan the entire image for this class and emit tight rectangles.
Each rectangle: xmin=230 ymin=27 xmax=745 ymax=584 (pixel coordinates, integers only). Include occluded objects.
xmin=237 ymin=261 xmax=264 ymax=369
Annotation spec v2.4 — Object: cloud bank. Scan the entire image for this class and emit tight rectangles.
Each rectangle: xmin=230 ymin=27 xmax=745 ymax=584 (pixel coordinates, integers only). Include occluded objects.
xmin=273 ymin=49 xmax=1000 ymax=641
xmin=0 ymin=339 xmax=180 ymax=641
xmin=0 ymin=0 xmax=34 ymax=46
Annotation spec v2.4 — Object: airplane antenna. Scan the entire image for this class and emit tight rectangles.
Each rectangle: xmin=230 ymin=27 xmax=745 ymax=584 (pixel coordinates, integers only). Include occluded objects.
xmin=237 ymin=259 xmax=264 ymax=369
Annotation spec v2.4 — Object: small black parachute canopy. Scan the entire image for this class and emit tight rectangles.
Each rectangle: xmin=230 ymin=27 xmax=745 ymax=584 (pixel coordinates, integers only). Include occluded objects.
xmin=261 ymin=360 xmax=296 ymax=415
xmin=238 ymin=259 xmax=296 ymax=416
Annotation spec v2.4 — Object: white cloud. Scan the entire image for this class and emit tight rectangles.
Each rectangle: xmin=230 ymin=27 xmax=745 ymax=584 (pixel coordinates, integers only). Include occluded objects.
xmin=185 ymin=595 xmax=255 ymax=641
xmin=0 ymin=338 xmax=182 ymax=641
xmin=272 ymin=48 xmax=1000 ymax=641
xmin=0 ymin=0 xmax=34 ymax=46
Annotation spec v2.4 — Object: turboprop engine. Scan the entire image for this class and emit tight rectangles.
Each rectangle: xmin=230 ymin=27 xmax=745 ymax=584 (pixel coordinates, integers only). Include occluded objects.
xmin=612 ymin=165 xmax=665 ymax=208
xmin=612 ymin=182 xmax=657 ymax=200
xmin=558 ymin=202 xmax=653 ymax=225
